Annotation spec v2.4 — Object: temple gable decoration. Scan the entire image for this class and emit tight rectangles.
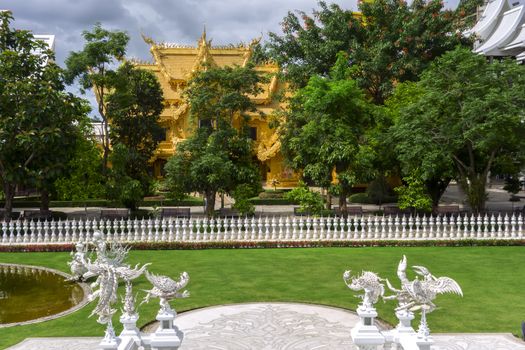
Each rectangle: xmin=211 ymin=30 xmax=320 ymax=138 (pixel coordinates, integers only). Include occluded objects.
xmin=130 ymin=29 xmax=298 ymax=187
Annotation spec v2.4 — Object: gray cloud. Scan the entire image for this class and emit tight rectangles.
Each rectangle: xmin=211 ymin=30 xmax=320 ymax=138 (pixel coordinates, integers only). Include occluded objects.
xmin=6 ymin=0 xmax=462 ymax=65
xmin=4 ymin=0 xmax=460 ymax=117
xmin=6 ymin=0 xmax=365 ymax=65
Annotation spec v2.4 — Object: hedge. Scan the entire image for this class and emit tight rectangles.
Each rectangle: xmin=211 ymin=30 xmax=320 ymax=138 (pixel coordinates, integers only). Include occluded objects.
xmin=1 ymin=239 xmax=525 ymax=252
xmin=248 ymin=198 xmax=294 ymax=205
xmin=0 ymin=198 xmax=204 ymax=208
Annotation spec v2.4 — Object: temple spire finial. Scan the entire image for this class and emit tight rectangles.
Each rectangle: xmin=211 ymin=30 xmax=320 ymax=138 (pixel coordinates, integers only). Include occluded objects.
xmin=192 ymin=23 xmax=216 ymax=75
xmin=198 ymin=24 xmax=208 ymax=47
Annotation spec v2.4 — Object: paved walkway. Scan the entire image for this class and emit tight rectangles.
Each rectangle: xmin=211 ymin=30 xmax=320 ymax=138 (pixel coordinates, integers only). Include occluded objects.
xmin=8 ymin=303 xmax=525 ymax=349
xmin=13 ymin=181 xmax=525 ymax=219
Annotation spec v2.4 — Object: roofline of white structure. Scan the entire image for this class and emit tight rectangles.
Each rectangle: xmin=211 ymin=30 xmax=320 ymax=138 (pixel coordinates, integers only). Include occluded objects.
xmin=466 ymin=0 xmax=508 ymax=40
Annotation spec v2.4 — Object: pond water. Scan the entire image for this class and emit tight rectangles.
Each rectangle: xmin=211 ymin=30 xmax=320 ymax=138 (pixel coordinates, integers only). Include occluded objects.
xmin=0 ymin=264 xmax=85 ymax=325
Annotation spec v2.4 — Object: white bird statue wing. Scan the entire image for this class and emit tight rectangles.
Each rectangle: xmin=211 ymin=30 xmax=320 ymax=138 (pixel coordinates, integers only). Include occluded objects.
xmin=83 ymin=260 xmax=104 ymax=279
xmin=146 ymin=271 xmax=189 ymax=294
xmin=428 ymin=276 xmax=463 ymax=296
xmin=397 ymin=255 xmax=409 ymax=286
xmin=116 ymin=263 xmax=150 ymax=281
xmin=407 ymin=279 xmax=425 ymax=300
xmin=89 ymin=266 xmax=119 ymax=323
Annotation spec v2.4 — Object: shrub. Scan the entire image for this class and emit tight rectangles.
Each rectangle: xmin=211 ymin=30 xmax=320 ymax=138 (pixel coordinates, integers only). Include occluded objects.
xmin=232 ymin=184 xmax=258 ymax=216
xmin=283 ymin=182 xmax=324 ymax=215
xmin=258 ymin=190 xmax=286 ymax=199
xmin=504 ymin=176 xmax=521 ymax=196
xmin=394 ymin=172 xmax=432 ymax=213
xmin=107 ymin=177 xmax=144 ymax=210
xmin=366 ymin=176 xmax=397 ymax=205
xmin=348 ymin=193 xmax=371 ymax=204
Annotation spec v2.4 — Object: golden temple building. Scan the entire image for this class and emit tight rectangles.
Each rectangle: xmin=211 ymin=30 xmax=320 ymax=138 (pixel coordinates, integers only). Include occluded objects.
xmin=132 ymin=30 xmax=298 ymax=188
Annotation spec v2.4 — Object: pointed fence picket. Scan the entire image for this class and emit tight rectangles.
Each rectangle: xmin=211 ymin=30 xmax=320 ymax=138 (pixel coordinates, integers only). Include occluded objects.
xmin=1 ymin=213 xmax=524 ymax=244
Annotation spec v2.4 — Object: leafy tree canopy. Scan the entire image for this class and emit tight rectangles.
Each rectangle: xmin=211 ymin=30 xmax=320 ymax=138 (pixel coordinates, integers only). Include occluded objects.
xmin=65 ymin=23 xmax=129 ymax=172
xmin=105 ymin=61 xmax=165 ymax=207
xmin=265 ymin=0 xmax=475 ymax=103
xmin=54 ymin=127 xmax=106 ymax=201
xmin=107 ymin=61 xmax=164 ymax=158
xmin=165 ymin=65 xmax=264 ymax=217
xmin=266 ymin=1 xmax=359 ymax=89
xmin=280 ymin=53 xmax=376 ymax=212
xmin=0 ymin=11 xmax=90 ymax=218
xmin=391 ymin=47 xmax=525 ymax=212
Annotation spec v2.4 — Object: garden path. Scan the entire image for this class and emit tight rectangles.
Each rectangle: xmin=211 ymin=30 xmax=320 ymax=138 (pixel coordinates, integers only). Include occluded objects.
xmin=7 ymin=303 xmax=525 ymax=349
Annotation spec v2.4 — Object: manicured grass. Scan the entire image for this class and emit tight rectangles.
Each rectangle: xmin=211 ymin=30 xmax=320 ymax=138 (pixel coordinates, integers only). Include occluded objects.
xmin=0 ymin=246 xmax=524 ymax=348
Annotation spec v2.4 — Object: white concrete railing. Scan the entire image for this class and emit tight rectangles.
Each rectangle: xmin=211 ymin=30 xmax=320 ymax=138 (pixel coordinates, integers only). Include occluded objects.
xmin=0 ymin=213 xmax=524 ymax=244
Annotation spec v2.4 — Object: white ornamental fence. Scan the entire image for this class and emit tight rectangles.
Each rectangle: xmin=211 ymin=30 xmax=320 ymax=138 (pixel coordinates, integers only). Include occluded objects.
xmin=1 ymin=213 xmax=525 ymax=244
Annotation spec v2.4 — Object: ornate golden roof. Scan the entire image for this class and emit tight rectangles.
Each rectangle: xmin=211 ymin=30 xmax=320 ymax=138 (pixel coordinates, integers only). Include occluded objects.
xmin=133 ymin=29 xmax=284 ymax=164
xmin=190 ymin=27 xmax=217 ymax=75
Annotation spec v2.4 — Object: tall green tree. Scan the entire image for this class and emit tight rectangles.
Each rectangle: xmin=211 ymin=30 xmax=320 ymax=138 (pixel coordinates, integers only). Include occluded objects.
xmin=385 ymin=81 xmax=452 ymax=206
xmin=106 ymin=144 xmax=145 ymax=210
xmin=106 ymin=62 xmax=164 ymax=160
xmin=65 ymin=23 xmax=129 ymax=173
xmin=54 ymin=127 xmax=106 ymax=201
xmin=392 ymin=47 xmax=525 ymax=212
xmin=105 ymin=62 xmax=164 ymax=208
xmin=0 ymin=11 xmax=89 ymax=219
xmin=280 ymin=53 xmax=376 ymax=213
xmin=266 ymin=1 xmax=359 ymax=89
xmin=266 ymin=0 xmax=472 ymax=103
xmin=165 ymin=65 xmax=264 ymax=217
xmin=31 ymin=98 xmax=92 ymax=211
xmin=352 ymin=0 xmax=471 ymax=104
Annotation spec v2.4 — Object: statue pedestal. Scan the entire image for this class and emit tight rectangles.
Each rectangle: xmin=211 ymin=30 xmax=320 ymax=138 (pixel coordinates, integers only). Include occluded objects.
xmin=99 ymin=322 xmax=120 ymax=350
xmin=149 ymin=309 xmax=182 ymax=350
xmin=99 ymin=339 xmax=119 ymax=350
xmin=120 ymin=313 xmax=141 ymax=340
xmin=397 ymin=310 xmax=433 ymax=350
xmin=351 ymin=305 xmax=385 ymax=350
xmin=392 ymin=309 xmax=416 ymax=342
xmin=414 ymin=335 xmax=433 ymax=350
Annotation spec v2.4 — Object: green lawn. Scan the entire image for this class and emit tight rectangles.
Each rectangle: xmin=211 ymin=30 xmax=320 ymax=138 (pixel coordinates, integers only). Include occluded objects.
xmin=0 ymin=246 xmax=524 ymax=349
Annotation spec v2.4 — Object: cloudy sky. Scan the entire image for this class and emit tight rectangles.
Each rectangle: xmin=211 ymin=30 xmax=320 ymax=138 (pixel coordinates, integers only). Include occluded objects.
xmin=5 ymin=0 xmax=459 ymax=117
xmin=5 ymin=0 xmax=460 ymax=67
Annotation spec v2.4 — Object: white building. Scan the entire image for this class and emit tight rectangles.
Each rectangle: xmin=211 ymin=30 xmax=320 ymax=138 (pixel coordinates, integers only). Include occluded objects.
xmin=90 ymin=121 xmax=108 ymax=145
xmin=467 ymin=0 xmax=525 ymax=61
xmin=33 ymin=34 xmax=55 ymax=52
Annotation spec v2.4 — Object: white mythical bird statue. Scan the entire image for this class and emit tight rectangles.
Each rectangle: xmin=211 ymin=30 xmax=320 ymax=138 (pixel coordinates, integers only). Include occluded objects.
xmin=68 ymin=231 xmax=132 ymax=281
xmin=343 ymin=270 xmax=385 ymax=309
xmin=117 ymin=263 xmax=150 ymax=318
xmin=143 ymin=271 xmax=190 ymax=313
xmin=68 ymin=241 xmax=88 ymax=281
xmin=85 ymin=260 xmax=119 ymax=324
xmin=384 ymin=255 xmax=463 ymax=338
xmin=80 ymin=232 xmax=149 ymax=344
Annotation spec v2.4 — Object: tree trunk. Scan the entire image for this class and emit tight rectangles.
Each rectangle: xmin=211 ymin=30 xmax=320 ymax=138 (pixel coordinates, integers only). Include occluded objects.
xmin=3 ymin=183 xmax=14 ymax=222
xmin=97 ymin=87 xmax=110 ymax=177
xmin=339 ymin=193 xmax=348 ymax=217
xmin=102 ymin=120 xmax=110 ymax=175
xmin=459 ymin=174 xmax=487 ymax=213
xmin=468 ymin=175 xmax=487 ymax=213
xmin=325 ymin=189 xmax=332 ymax=210
xmin=426 ymin=177 xmax=451 ymax=207
xmin=205 ymin=191 xmax=216 ymax=218
xmin=40 ymin=189 xmax=50 ymax=211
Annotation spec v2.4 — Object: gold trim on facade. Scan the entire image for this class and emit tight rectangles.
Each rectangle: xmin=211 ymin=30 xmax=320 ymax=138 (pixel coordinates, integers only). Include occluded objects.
xmin=133 ymin=30 xmax=298 ymax=187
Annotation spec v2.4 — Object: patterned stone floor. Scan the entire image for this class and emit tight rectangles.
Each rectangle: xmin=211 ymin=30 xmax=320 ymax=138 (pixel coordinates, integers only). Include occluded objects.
xmin=7 ymin=303 xmax=525 ymax=350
